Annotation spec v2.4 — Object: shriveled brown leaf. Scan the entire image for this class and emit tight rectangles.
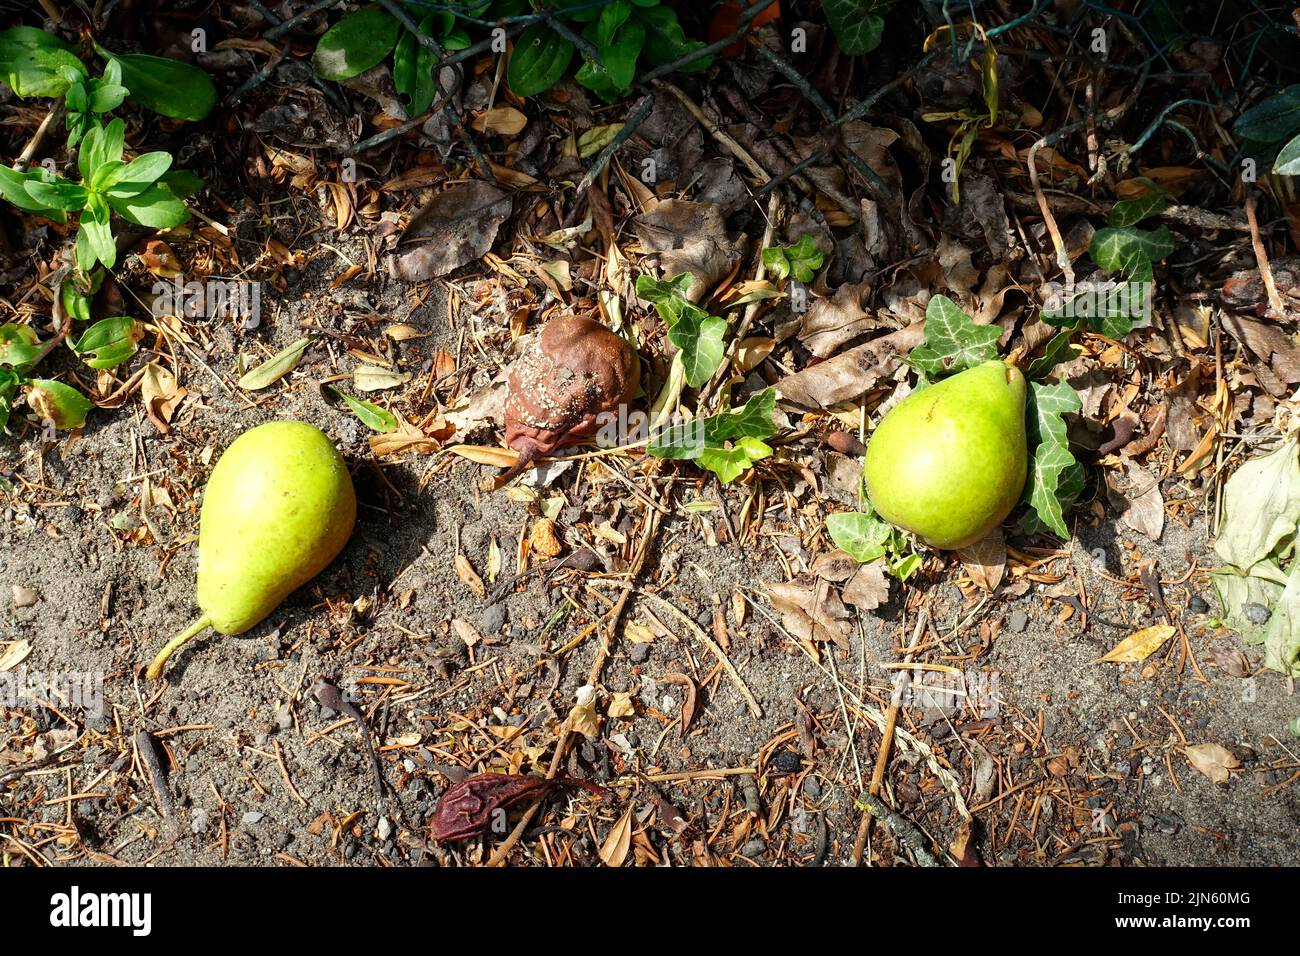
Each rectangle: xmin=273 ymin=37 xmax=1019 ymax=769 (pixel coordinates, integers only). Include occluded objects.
xmin=812 ymin=549 xmax=859 ymax=582
xmin=797 ymin=282 xmax=878 ymax=358
xmin=529 ymin=517 xmax=563 ymax=558
xmin=455 ymin=554 xmax=486 ymax=598
xmin=661 ymin=672 xmax=697 ymax=735
xmin=842 ymin=562 xmax=889 ymax=611
xmin=776 ymin=322 xmax=925 ymax=410
xmin=139 ymin=239 xmax=182 ymax=279
xmin=140 ymin=362 xmax=186 ymax=434
xmin=386 ymin=181 xmax=512 ymax=281
xmin=768 ymin=577 xmax=852 ymax=650
xmin=1107 ymin=460 xmax=1165 ymax=541
xmin=956 ymin=527 xmax=1006 ymax=593
xmin=633 ymin=199 xmax=743 ymax=302
xmin=1184 ymin=743 xmax=1239 ymax=785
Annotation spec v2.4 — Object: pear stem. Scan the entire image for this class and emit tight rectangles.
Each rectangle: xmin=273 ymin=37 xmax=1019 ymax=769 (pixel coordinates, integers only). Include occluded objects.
xmin=1004 ymin=346 xmax=1026 ymax=369
xmin=146 ymin=614 xmax=213 ymax=680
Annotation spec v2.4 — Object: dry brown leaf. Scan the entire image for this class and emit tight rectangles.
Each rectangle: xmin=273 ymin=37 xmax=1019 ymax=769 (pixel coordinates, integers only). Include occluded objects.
xmin=569 ymin=684 xmax=600 ymax=739
xmin=797 ymin=281 xmax=878 ymax=358
xmin=842 ymin=562 xmax=889 ymax=611
xmin=140 ymin=362 xmax=185 ymax=434
xmin=1107 ymin=460 xmax=1165 ymax=541
xmin=1096 ymin=624 xmax=1176 ymax=664
xmin=776 ymin=322 xmax=925 ymax=410
xmin=633 ymin=199 xmax=742 ymax=302
xmin=1184 ymin=743 xmax=1239 ymax=785
xmin=472 ymin=106 xmax=527 ymax=136
xmin=811 ymin=550 xmax=859 ymax=582
xmin=661 ymin=672 xmax=697 ymax=735
xmin=387 ymin=181 xmax=513 ymax=282
xmin=599 ymin=804 xmax=634 ymax=867
xmin=734 ymin=336 xmax=774 ymax=372
xmin=455 ymin=554 xmax=486 ymax=598
xmin=368 ymin=418 xmax=442 ymax=457
xmin=445 ymin=444 xmax=517 ymax=467
xmin=608 ymin=692 xmax=636 ymax=719
xmin=768 ymin=577 xmax=852 ymax=650
xmin=139 ymin=239 xmax=182 ymax=279
xmin=956 ymin=527 xmax=1006 ymax=592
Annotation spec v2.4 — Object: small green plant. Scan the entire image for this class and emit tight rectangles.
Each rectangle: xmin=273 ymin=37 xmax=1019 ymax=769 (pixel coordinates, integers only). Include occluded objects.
xmin=508 ymin=0 xmax=711 ymax=101
xmin=762 ymin=235 xmax=824 ymax=283
xmin=1233 ymin=84 xmax=1300 ymax=175
xmin=312 ymin=4 xmax=475 ymax=117
xmin=822 ymin=0 xmax=895 ymax=56
xmin=1 ymin=118 xmax=192 ymax=272
xmin=0 ymin=26 xmax=212 ymax=434
xmin=633 ymin=273 xmax=780 ymax=483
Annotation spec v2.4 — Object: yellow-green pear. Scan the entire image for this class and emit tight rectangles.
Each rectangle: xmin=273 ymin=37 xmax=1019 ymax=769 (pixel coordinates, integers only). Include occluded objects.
xmin=146 ymin=421 xmax=356 ymax=679
xmin=865 ymin=359 xmax=1027 ymax=550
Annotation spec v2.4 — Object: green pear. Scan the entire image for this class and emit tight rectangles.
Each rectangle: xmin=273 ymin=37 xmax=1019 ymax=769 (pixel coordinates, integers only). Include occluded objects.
xmin=865 ymin=359 xmax=1027 ymax=550
xmin=146 ymin=421 xmax=356 ymax=679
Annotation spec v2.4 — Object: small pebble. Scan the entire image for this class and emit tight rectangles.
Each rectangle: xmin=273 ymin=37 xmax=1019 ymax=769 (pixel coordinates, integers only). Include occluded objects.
xmin=771 ymin=749 xmax=801 ymax=774
xmin=1007 ymin=609 xmax=1029 ymax=633
xmin=741 ymin=838 xmax=766 ymax=858
xmin=242 ymin=811 xmax=264 ymax=825
xmin=377 ymin=816 xmax=393 ymax=841
xmin=479 ymin=604 xmax=507 ymax=634
xmin=1187 ymin=595 xmax=1210 ymax=615
xmin=629 ymin=643 xmax=651 ymax=664
xmin=11 ymin=584 xmax=38 ymax=608
xmin=1243 ymin=602 xmax=1270 ymax=625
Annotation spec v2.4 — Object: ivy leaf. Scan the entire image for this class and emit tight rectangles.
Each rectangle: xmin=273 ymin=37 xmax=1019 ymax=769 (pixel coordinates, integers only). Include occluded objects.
xmin=826 ymin=511 xmax=893 ymax=563
xmin=823 ymin=0 xmax=891 ymax=55
xmin=636 ymin=272 xmax=693 ymax=326
xmin=648 ymin=388 xmax=778 ymax=482
xmin=708 ymin=387 xmax=777 ymax=442
xmin=1088 ymin=226 xmax=1174 ymax=281
xmin=667 ymin=306 xmax=725 ymax=388
xmin=762 ymin=235 xmax=825 ymax=283
xmin=1022 ymin=380 xmax=1083 ymax=539
xmin=1107 ymin=178 xmax=1170 ymax=228
xmin=698 ymin=436 xmax=772 ymax=483
xmin=907 ymin=294 xmax=1001 ymax=379
xmin=1026 ymin=329 xmax=1082 ymax=380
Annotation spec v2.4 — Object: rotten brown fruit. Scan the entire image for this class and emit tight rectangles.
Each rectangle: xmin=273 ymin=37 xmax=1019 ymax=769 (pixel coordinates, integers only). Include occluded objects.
xmin=501 ymin=314 xmax=639 ymax=483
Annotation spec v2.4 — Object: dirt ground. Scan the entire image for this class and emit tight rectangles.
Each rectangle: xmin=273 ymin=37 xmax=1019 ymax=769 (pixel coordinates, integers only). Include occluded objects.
xmin=2 ymin=238 xmax=1296 ymax=868
xmin=3 ymin=2 xmax=1300 ymax=870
